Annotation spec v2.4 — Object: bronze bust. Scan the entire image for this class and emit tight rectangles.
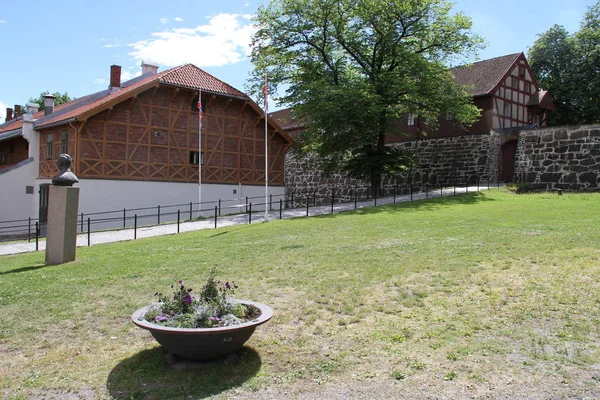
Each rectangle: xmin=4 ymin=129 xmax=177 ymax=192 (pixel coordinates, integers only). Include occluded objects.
xmin=52 ymin=154 xmax=79 ymax=186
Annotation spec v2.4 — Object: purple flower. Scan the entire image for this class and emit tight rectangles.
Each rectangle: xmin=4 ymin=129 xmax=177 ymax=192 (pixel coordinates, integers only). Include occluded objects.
xmin=155 ymin=315 xmax=168 ymax=322
xmin=184 ymin=294 xmax=192 ymax=304
xmin=209 ymin=316 xmax=221 ymax=322
xmin=178 ymin=280 xmax=183 ymax=285
xmin=225 ymin=281 xmax=231 ymax=289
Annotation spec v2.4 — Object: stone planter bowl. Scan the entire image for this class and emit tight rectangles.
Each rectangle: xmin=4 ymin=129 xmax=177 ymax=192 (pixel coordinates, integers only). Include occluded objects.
xmin=131 ymin=300 xmax=273 ymax=360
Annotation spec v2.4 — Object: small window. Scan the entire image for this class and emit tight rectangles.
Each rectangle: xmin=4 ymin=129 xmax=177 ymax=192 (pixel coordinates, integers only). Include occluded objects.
xmin=189 ymin=151 xmax=204 ymax=165
xmin=407 ymin=114 xmax=415 ymax=126
xmin=445 ymin=113 xmax=453 ymax=121
xmin=46 ymin=133 xmax=53 ymax=160
xmin=61 ymin=130 xmax=68 ymax=154
xmin=511 ymin=77 xmax=519 ymax=89
xmin=518 ymin=66 xmax=525 ymax=78
xmin=525 ymin=82 xmax=531 ymax=94
xmin=504 ymin=103 xmax=512 ymax=118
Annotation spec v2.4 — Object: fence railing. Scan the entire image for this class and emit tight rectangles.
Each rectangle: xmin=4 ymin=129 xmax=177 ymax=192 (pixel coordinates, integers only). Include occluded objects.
xmin=0 ymin=175 xmax=504 ymax=248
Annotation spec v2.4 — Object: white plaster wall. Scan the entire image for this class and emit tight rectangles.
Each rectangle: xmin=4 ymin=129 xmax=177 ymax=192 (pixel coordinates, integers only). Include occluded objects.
xmin=0 ymin=161 xmax=38 ymax=222
xmin=76 ymin=179 xmax=285 ymax=229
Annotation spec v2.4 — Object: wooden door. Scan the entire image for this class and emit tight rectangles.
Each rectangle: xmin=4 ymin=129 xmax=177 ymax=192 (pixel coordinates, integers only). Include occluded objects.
xmin=500 ymin=140 xmax=517 ymax=182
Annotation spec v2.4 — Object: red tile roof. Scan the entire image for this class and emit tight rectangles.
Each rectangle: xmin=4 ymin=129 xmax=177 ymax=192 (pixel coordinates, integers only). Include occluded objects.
xmin=0 ymin=64 xmax=251 ymax=133
xmin=451 ymin=53 xmax=521 ymax=97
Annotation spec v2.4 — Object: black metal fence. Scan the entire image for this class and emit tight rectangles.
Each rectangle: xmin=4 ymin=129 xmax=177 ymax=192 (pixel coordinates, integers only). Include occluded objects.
xmin=0 ymin=175 xmax=504 ymax=249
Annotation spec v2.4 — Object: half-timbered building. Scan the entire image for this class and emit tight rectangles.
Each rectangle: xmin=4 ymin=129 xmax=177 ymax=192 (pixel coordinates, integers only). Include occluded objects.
xmin=0 ymin=63 xmax=293 ymax=223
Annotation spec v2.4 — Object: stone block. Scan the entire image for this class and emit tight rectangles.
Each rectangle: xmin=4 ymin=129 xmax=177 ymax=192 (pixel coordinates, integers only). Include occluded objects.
xmin=555 ymin=146 xmax=569 ymax=154
xmin=541 ymin=173 xmax=562 ymax=182
xmin=45 ymin=186 xmax=80 ymax=265
xmin=563 ymin=173 xmax=577 ymax=183
xmin=568 ymin=144 xmax=582 ymax=152
xmin=579 ymin=172 xmax=598 ymax=185
xmin=524 ymin=135 xmax=540 ymax=143
xmin=570 ymin=130 xmax=588 ymax=140
xmin=554 ymin=130 xmax=568 ymax=140
xmin=590 ymin=129 xmax=600 ymax=137
xmin=542 ymin=134 xmax=554 ymax=142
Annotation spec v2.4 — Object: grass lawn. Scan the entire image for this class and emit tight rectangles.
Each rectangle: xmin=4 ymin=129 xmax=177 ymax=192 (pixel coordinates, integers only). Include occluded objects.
xmin=1 ymin=189 xmax=599 ymax=399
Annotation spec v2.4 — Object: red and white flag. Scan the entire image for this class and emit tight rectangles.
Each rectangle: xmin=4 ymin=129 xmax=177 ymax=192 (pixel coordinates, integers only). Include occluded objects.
xmin=197 ymin=98 xmax=203 ymax=122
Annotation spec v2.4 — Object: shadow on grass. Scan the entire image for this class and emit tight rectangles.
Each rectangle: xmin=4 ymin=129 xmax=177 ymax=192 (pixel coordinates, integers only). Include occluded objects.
xmin=107 ymin=346 xmax=261 ymax=399
xmin=338 ymin=191 xmax=496 ymax=216
xmin=0 ymin=264 xmax=47 ymax=275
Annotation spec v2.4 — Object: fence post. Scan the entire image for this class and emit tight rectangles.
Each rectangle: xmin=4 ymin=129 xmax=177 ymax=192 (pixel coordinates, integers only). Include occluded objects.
xmin=35 ymin=222 xmax=39 ymax=251
xmin=331 ymin=188 xmax=335 ymax=213
xmin=291 ymin=191 xmax=294 ymax=209
xmin=80 ymin=212 xmax=84 ymax=233
xmin=134 ymin=214 xmax=138 ymax=240
xmin=218 ymin=199 xmax=221 ymax=216
xmin=214 ymin=206 xmax=218 ymax=229
xmin=270 ymin=194 xmax=273 ymax=211
xmin=306 ymin=195 xmax=310 ymax=217
xmin=177 ymin=210 xmax=181 ymax=233
xmin=189 ymin=202 xmax=193 ymax=221
xmin=245 ymin=196 xmax=249 ymax=213
xmin=410 ymin=185 xmax=413 ymax=201
xmin=279 ymin=199 xmax=283 ymax=219
xmin=393 ymin=186 xmax=396 ymax=204
xmin=158 ymin=205 xmax=161 ymax=225
xmin=87 ymin=218 xmax=91 ymax=246
xmin=248 ymin=203 xmax=252 ymax=224
xmin=28 ymin=217 xmax=31 ymax=242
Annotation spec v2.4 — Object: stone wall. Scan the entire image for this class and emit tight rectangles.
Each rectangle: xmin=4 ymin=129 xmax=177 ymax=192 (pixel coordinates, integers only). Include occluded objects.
xmin=514 ymin=125 xmax=600 ymax=190
xmin=285 ymin=132 xmax=500 ymax=204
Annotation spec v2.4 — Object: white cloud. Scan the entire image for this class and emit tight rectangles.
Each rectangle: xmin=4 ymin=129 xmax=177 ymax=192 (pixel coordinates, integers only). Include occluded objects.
xmin=0 ymin=20 xmax=7 ymax=24
xmin=174 ymin=17 xmax=183 ymax=22
xmin=160 ymin=17 xmax=169 ymax=24
xmin=129 ymin=13 xmax=256 ymax=68
xmin=93 ymin=78 xmax=107 ymax=85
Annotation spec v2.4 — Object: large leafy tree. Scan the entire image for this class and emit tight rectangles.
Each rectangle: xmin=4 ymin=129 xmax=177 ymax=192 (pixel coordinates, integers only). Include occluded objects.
xmin=529 ymin=1 xmax=600 ymax=125
xmin=26 ymin=91 xmax=72 ymax=112
xmin=250 ymin=0 xmax=482 ymax=193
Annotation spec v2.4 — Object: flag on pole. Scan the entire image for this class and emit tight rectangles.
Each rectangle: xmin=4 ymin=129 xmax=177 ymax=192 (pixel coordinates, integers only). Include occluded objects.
xmin=197 ymin=99 xmax=203 ymax=122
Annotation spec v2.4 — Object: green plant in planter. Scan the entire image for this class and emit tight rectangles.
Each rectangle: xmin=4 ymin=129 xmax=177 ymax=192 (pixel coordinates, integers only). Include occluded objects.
xmin=143 ymin=268 xmax=257 ymax=329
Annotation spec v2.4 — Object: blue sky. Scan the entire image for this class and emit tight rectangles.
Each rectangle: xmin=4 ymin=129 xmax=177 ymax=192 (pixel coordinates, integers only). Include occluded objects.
xmin=0 ymin=0 xmax=596 ymax=121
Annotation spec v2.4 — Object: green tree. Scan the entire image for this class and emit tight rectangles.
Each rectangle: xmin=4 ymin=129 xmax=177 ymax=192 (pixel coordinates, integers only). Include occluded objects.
xmin=26 ymin=91 xmax=72 ymax=112
xmin=528 ymin=25 xmax=578 ymax=126
xmin=250 ymin=0 xmax=482 ymax=193
xmin=528 ymin=1 xmax=600 ymax=125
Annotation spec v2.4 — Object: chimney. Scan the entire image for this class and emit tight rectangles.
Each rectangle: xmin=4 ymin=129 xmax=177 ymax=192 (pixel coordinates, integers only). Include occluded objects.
xmin=110 ymin=65 xmax=122 ymax=88
xmin=27 ymin=102 xmax=39 ymax=114
xmin=43 ymin=94 xmax=56 ymax=116
xmin=141 ymin=61 xmax=159 ymax=75
xmin=6 ymin=107 xmax=12 ymax=122
xmin=14 ymin=105 xmax=21 ymax=116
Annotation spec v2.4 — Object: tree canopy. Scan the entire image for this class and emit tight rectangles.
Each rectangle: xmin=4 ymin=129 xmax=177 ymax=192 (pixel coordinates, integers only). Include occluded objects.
xmin=250 ymin=0 xmax=482 ymax=192
xmin=528 ymin=1 xmax=600 ymax=126
xmin=26 ymin=91 xmax=72 ymax=112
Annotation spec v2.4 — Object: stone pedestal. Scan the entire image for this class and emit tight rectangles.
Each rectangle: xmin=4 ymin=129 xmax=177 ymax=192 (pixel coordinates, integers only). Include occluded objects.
xmin=45 ymin=186 xmax=80 ymax=265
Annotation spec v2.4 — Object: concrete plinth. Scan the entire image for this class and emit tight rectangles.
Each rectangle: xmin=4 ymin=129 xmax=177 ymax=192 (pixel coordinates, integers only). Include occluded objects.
xmin=45 ymin=186 xmax=80 ymax=265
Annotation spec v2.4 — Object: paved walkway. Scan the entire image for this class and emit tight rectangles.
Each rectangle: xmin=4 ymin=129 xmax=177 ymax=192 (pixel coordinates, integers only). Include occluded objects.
xmin=0 ymin=184 xmax=498 ymax=256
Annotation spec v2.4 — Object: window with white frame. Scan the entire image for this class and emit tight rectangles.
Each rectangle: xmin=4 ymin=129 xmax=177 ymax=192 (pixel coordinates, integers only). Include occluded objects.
xmin=407 ymin=114 xmax=415 ymax=126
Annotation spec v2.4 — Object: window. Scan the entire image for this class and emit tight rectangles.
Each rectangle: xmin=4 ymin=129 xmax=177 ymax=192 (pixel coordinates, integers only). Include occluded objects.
xmin=518 ymin=66 xmax=525 ymax=78
xmin=407 ymin=114 xmax=415 ymax=126
xmin=46 ymin=133 xmax=53 ymax=160
xmin=511 ymin=77 xmax=519 ymax=89
xmin=445 ymin=113 xmax=453 ymax=121
xmin=504 ymin=103 xmax=512 ymax=118
xmin=61 ymin=130 xmax=68 ymax=154
xmin=189 ymin=151 xmax=204 ymax=165
xmin=525 ymin=82 xmax=531 ymax=94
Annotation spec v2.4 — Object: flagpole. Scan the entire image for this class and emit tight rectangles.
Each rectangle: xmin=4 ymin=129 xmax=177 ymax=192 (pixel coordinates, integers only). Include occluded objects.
xmin=264 ymin=73 xmax=269 ymax=222
xmin=198 ymin=90 xmax=203 ymax=218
